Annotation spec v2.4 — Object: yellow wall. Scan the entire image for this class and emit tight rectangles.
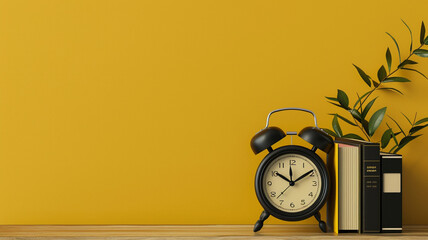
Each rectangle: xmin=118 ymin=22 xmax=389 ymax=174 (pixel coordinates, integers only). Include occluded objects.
xmin=0 ymin=0 xmax=428 ymax=225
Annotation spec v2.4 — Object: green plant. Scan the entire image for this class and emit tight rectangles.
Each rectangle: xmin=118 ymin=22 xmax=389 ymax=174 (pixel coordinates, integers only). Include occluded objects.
xmin=324 ymin=20 xmax=428 ymax=153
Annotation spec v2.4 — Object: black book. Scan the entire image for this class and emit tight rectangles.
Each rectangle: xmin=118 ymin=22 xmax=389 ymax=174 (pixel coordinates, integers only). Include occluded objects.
xmin=381 ymin=152 xmax=402 ymax=233
xmin=336 ymin=138 xmax=381 ymax=233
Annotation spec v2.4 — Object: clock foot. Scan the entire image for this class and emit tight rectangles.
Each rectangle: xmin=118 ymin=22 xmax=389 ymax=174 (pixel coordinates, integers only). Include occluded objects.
xmin=253 ymin=210 xmax=270 ymax=232
xmin=314 ymin=211 xmax=327 ymax=233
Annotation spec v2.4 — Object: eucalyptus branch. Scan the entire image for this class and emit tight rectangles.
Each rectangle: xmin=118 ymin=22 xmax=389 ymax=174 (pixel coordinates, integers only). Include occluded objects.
xmin=349 ymin=110 xmax=371 ymax=141
xmin=357 ymin=42 xmax=426 ymax=110
xmin=324 ymin=20 xmax=428 ymax=153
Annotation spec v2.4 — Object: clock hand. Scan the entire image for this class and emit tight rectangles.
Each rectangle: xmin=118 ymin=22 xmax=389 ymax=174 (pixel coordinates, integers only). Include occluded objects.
xmin=294 ymin=169 xmax=314 ymax=183
xmin=276 ymin=172 xmax=291 ymax=183
xmin=289 ymin=165 xmax=293 ymax=182
xmin=276 ymin=185 xmax=290 ymax=199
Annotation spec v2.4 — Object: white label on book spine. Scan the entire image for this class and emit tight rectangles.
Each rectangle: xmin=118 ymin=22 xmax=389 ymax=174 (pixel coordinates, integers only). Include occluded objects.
xmin=383 ymin=173 xmax=401 ymax=193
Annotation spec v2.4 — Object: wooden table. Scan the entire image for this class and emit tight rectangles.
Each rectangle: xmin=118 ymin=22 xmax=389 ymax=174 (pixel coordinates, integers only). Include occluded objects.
xmin=0 ymin=225 xmax=427 ymax=239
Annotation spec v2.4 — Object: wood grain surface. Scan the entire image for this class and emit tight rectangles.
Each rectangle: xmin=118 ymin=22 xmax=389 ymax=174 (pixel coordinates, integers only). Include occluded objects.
xmin=0 ymin=225 xmax=427 ymax=239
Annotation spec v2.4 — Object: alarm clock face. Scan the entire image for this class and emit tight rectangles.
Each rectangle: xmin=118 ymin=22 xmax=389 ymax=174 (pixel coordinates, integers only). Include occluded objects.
xmin=262 ymin=153 xmax=322 ymax=212
xmin=255 ymin=145 xmax=329 ymax=221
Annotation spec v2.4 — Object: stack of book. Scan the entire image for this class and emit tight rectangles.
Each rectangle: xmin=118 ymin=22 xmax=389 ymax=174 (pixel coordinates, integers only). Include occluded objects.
xmin=326 ymin=138 xmax=402 ymax=233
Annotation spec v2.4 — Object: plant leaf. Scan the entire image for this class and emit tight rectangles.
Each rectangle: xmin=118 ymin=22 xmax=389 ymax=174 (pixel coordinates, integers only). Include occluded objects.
xmin=415 ymin=117 xmax=428 ymax=125
xmin=328 ymin=101 xmax=350 ymax=110
xmin=381 ymin=128 xmax=393 ymax=149
xmin=409 ymin=124 xmax=428 ymax=135
xmin=414 ymin=49 xmax=428 ymax=57
xmin=389 ymin=116 xmax=406 ymax=136
xmin=386 ymin=48 xmax=392 ymax=72
xmin=377 ymin=65 xmax=387 ymax=81
xmin=401 ymin=112 xmax=413 ymax=126
xmin=362 ymin=97 xmax=378 ymax=119
xmin=349 ymin=109 xmax=362 ymax=122
xmin=332 ymin=115 xmax=343 ymax=137
xmin=372 ymin=80 xmax=380 ymax=87
xmin=352 ymin=64 xmax=372 ymax=87
xmin=386 ymin=32 xmax=401 ymax=63
xmin=337 ymin=89 xmax=349 ymax=108
xmin=368 ymin=107 xmax=387 ymax=136
xmin=342 ymin=133 xmax=364 ymax=140
xmin=398 ymin=59 xmax=417 ymax=69
xmin=328 ymin=101 xmax=342 ymax=107
xmin=328 ymin=113 xmax=357 ymax=126
xmin=413 ymin=112 xmax=418 ymax=125
xmin=425 ymin=35 xmax=428 ymax=45
xmin=390 ymin=145 xmax=398 ymax=153
xmin=402 ymin=19 xmax=413 ymax=52
xmin=377 ymin=87 xmax=403 ymax=95
xmin=325 ymin=96 xmax=338 ymax=102
xmin=402 ymin=67 xmax=428 ymax=80
xmin=421 ymin=21 xmax=426 ymax=45
xmin=400 ymin=135 xmax=421 ymax=146
xmin=383 ymin=77 xmax=411 ymax=83
xmin=355 ymin=92 xmax=362 ymax=110
xmin=362 ymin=120 xmax=370 ymax=134
xmin=387 ymin=123 xmax=399 ymax=146
xmin=353 ymin=91 xmax=372 ymax=109
xmin=322 ymin=128 xmax=338 ymax=137
xmin=401 ymin=113 xmax=413 ymax=126
xmin=393 ymin=135 xmax=422 ymax=153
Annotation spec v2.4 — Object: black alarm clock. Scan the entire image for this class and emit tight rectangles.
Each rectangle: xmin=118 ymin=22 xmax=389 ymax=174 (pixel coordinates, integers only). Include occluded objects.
xmin=250 ymin=108 xmax=333 ymax=233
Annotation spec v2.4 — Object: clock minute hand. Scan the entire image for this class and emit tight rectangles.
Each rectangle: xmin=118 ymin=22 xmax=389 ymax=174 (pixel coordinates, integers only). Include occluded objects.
xmin=294 ymin=169 xmax=314 ymax=183
xmin=276 ymin=173 xmax=291 ymax=183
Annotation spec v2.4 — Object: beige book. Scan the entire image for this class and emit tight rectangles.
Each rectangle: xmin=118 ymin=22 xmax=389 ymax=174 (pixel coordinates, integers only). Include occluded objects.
xmin=338 ymin=143 xmax=360 ymax=232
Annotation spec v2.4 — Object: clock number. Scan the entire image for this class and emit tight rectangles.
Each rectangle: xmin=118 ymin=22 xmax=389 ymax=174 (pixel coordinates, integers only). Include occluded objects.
xmin=303 ymin=162 xmax=305 ymax=168
xmin=270 ymin=191 xmax=276 ymax=197
xmin=290 ymin=202 xmax=295 ymax=208
xmin=279 ymin=200 xmax=284 ymax=205
xmin=309 ymin=192 xmax=313 ymax=197
xmin=312 ymin=181 xmax=317 ymax=186
xmin=289 ymin=160 xmax=296 ymax=165
xmin=272 ymin=171 xmax=278 ymax=177
xmin=310 ymin=171 xmax=315 ymax=177
xmin=301 ymin=199 xmax=305 ymax=205
xmin=267 ymin=181 xmax=272 ymax=186
xmin=279 ymin=162 xmax=285 ymax=168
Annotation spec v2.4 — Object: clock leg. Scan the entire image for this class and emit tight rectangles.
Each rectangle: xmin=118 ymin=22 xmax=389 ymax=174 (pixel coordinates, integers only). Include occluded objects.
xmin=253 ymin=210 xmax=270 ymax=232
xmin=314 ymin=211 xmax=327 ymax=233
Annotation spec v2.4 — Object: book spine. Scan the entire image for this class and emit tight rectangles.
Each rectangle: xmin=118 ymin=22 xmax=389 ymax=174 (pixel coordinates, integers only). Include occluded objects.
xmin=381 ymin=155 xmax=402 ymax=232
xmin=361 ymin=145 xmax=380 ymax=233
xmin=326 ymin=143 xmax=339 ymax=233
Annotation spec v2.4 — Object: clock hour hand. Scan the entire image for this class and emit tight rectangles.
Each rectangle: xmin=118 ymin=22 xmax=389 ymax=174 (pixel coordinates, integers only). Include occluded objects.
xmin=294 ymin=169 xmax=314 ymax=183
xmin=276 ymin=172 xmax=291 ymax=183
